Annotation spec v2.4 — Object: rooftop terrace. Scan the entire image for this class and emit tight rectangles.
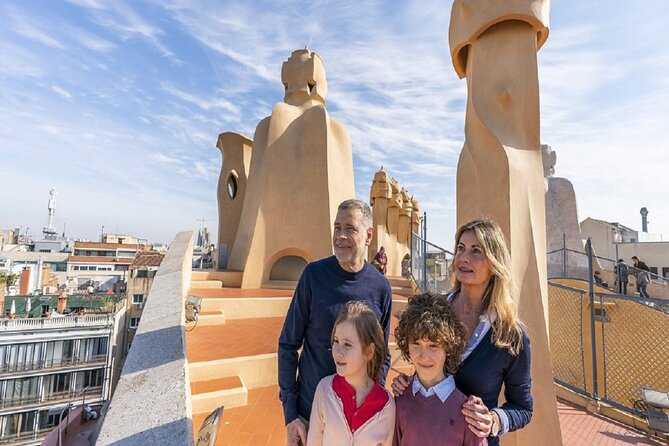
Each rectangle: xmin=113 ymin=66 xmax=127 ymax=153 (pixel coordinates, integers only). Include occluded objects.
xmin=93 ymin=231 xmax=668 ymax=445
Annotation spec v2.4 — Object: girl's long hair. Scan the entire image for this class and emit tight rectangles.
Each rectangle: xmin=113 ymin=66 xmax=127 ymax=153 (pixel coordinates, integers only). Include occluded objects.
xmin=448 ymin=219 xmax=524 ymax=355
xmin=332 ymin=301 xmax=387 ymax=381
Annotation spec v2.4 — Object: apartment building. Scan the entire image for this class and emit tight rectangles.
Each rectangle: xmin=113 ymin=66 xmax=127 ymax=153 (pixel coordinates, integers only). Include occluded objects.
xmin=0 ymin=296 xmax=126 ymax=446
xmin=124 ymin=251 xmax=164 ymax=353
xmin=68 ymin=241 xmax=149 ymax=293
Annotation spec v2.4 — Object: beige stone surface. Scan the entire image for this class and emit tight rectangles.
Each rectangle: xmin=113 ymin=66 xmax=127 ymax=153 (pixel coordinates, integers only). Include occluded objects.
xmin=218 ymin=49 xmax=355 ymax=288
xmin=449 ymin=2 xmax=562 ymax=445
xmin=216 ymin=132 xmax=252 ymax=269
xmin=369 ymin=168 xmax=419 ymax=276
xmin=542 ymin=145 xmax=591 ymax=279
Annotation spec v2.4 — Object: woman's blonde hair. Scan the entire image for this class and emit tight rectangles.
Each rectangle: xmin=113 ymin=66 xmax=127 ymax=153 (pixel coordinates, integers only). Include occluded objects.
xmin=332 ymin=301 xmax=387 ymax=382
xmin=448 ymin=219 xmax=524 ymax=355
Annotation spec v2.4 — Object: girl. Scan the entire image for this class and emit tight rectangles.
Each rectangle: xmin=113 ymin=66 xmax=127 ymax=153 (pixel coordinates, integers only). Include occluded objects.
xmin=307 ymin=301 xmax=395 ymax=445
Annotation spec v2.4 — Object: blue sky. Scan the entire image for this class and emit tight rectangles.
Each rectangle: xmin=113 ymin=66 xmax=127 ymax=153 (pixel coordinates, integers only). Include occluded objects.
xmin=1 ymin=0 xmax=668 ymax=249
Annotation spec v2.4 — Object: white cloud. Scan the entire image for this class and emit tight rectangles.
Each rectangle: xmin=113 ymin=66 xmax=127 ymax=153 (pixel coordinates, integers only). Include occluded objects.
xmin=7 ymin=10 xmax=65 ymax=49
xmin=51 ymin=85 xmax=73 ymax=100
xmin=2 ymin=0 xmax=669 ymax=249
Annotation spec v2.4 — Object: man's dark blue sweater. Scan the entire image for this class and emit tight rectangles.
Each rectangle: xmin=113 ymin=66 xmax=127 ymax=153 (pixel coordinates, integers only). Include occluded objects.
xmin=278 ymin=255 xmax=392 ymax=425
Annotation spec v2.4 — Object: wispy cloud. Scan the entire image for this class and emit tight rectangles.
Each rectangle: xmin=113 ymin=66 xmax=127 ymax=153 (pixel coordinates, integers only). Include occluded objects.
xmin=1 ymin=0 xmax=668 ymax=246
xmin=51 ymin=85 xmax=73 ymax=100
xmin=6 ymin=7 xmax=65 ymax=49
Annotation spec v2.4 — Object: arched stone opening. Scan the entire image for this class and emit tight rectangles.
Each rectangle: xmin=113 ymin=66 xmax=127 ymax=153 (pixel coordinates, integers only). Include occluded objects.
xmin=269 ymin=255 xmax=308 ymax=281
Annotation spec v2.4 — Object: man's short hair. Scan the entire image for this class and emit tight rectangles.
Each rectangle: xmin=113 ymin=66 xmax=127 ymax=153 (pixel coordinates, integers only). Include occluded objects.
xmin=338 ymin=199 xmax=372 ymax=229
xmin=631 ymin=256 xmax=639 ymax=261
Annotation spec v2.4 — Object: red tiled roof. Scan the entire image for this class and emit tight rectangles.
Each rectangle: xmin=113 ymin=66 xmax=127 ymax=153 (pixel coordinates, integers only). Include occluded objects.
xmin=131 ymin=252 xmax=165 ymax=267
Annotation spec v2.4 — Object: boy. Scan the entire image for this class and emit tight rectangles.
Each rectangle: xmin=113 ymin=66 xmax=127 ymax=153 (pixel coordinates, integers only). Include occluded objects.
xmin=393 ymin=293 xmax=487 ymax=446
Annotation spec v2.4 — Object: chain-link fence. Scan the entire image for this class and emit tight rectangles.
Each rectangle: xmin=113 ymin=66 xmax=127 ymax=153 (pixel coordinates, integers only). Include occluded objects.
xmin=547 ymin=283 xmax=587 ymax=394
xmin=598 ymin=292 xmax=669 ymax=413
xmin=548 ymin=238 xmax=669 ymax=420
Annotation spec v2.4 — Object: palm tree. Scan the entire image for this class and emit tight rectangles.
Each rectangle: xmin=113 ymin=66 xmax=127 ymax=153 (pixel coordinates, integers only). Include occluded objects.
xmin=0 ymin=273 xmax=19 ymax=317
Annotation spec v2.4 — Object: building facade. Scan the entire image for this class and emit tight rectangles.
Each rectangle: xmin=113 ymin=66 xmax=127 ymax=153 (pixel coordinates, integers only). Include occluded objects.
xmin=581 ymin=217 xmax=669 ymax=279
xmin=124 ymin=252 xmax=164 ymax=353
xmin=67 ymin=241 xmax=149 ymax=293
xmin=0 ymin=300 xmax=126 ymax=445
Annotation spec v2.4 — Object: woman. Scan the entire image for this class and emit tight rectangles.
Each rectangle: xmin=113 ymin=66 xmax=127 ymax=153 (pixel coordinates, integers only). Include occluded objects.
xmin=373 ymin=247 xmax=388 ymax=275
xmin=392 ymin=219 xmax=532 ymax=446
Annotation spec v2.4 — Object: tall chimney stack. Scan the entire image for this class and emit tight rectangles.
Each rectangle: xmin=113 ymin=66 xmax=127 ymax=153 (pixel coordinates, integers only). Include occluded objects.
xmin=57 ymin=291 xmax=68 ymax=313
xmin=640 ymin=207 xmax=649 ymax=233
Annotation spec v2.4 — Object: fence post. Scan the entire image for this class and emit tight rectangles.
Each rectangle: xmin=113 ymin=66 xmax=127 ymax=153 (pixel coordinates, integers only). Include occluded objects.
xmin=562 ymin=233 xmax=567 ymax=278
xmin=586 ymin=238 xmax=599 ymax=399
xmin=422 ymin=212 xmax=428 ymax=292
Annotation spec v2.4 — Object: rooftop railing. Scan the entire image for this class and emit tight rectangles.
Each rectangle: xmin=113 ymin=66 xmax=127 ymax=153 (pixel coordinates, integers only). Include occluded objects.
xmin=0 ymin=315 xmax=114 ymax=331
xmin=0 ymin=354 xmax=107 ymax=375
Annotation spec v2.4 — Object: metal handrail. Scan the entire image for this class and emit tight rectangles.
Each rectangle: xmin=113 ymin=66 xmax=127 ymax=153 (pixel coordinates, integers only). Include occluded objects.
xmin=0 ymin=354 xmax=107 ymax=374
xmin=0 ymin=387 xmax=103 ymax=410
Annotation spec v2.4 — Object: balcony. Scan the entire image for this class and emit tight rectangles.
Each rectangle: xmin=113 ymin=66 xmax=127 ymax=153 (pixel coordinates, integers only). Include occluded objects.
xmin=0 ymin=387 xmax=103 ymax=412
xmin=0 ymin=355 xmax=107 ymax=377
xmin=0 ymin=315 xmax=114 ymax=332
xmin=0 ymin=427 xmax=55 ymax=446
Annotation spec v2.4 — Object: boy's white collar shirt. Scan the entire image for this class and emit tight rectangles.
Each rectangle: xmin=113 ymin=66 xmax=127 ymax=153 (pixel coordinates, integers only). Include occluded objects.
xmin=411 ymin=374 xmax=456 ymax=403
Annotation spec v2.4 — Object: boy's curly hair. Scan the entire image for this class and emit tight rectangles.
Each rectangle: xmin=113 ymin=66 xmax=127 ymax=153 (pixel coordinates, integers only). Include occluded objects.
xmin=394 ymin=292 xmax=467 ymax=376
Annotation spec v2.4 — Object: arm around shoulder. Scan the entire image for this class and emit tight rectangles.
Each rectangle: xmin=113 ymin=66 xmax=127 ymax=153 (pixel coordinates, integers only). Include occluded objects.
xmin=499 ymin=330 xmax=533 ymax=432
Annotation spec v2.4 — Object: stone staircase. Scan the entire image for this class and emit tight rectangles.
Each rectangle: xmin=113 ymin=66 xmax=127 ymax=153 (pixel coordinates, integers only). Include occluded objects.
xmin=387 ymin=275 xmax=416 ymax=297
xmin=186 ymin=270 xmax=413 ymax=418
xmin=191 ymin=270 xmax=243 ymax=288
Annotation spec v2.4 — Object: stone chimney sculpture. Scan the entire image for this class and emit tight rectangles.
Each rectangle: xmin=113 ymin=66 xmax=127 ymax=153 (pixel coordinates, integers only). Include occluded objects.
xmin=369 ymin=168 xmax=419 ymax=277
xmin=217 ymin=49 xmax=355 ymax=288
xmin=449 ymin=0 xmax=562 ymax=444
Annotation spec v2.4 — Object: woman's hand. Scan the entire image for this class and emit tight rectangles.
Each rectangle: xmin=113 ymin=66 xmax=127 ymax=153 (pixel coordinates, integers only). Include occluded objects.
xmin=462 ymin=395 xmax=499 ymax=437
xmin=390 ymin=373 xmax=412 ymax=397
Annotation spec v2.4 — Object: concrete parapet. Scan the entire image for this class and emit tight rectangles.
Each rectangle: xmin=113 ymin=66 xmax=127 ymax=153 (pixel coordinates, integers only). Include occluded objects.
xmin=95 ymin=231 xmax=195 ymax=446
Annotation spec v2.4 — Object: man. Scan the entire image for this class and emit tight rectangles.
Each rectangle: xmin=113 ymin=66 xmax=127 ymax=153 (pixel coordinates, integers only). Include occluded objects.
xmin=615 ymin=259 xmax=629 ymax=295
xmin=278 ymin=199 xmax=392 ymax=445
xmin=631 ymin=256 xmax=651 ymax=297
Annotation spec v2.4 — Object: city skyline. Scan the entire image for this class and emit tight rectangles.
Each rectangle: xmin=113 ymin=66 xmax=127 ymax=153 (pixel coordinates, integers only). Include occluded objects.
xmin=1 ymin=1 xmax=668 ymax=247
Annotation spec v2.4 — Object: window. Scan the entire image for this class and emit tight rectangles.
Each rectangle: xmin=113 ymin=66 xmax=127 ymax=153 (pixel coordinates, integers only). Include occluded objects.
xmin=136 ymin=270 xmax=148 ymax=278
xmin=132 ymin=294 xmax=144 ymax=308
xmin=227 ymin=171 xmax=238 ymax=199
xmin=130 ymin=318 xmax=140 ymax=328
xmin=80 ymin=369 xmax=103 ymax=389
xmin=46 ymin=373 xmax=71 ymax=394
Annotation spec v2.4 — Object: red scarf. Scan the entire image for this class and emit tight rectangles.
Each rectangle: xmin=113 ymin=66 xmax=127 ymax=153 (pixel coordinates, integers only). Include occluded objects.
xmin=332 ymin=374 xmax=389 ymax=432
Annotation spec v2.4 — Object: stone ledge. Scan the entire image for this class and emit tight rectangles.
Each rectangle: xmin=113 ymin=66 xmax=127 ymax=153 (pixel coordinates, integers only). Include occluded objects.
xmin=95 ymin=231 xmax=195 ymax=446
